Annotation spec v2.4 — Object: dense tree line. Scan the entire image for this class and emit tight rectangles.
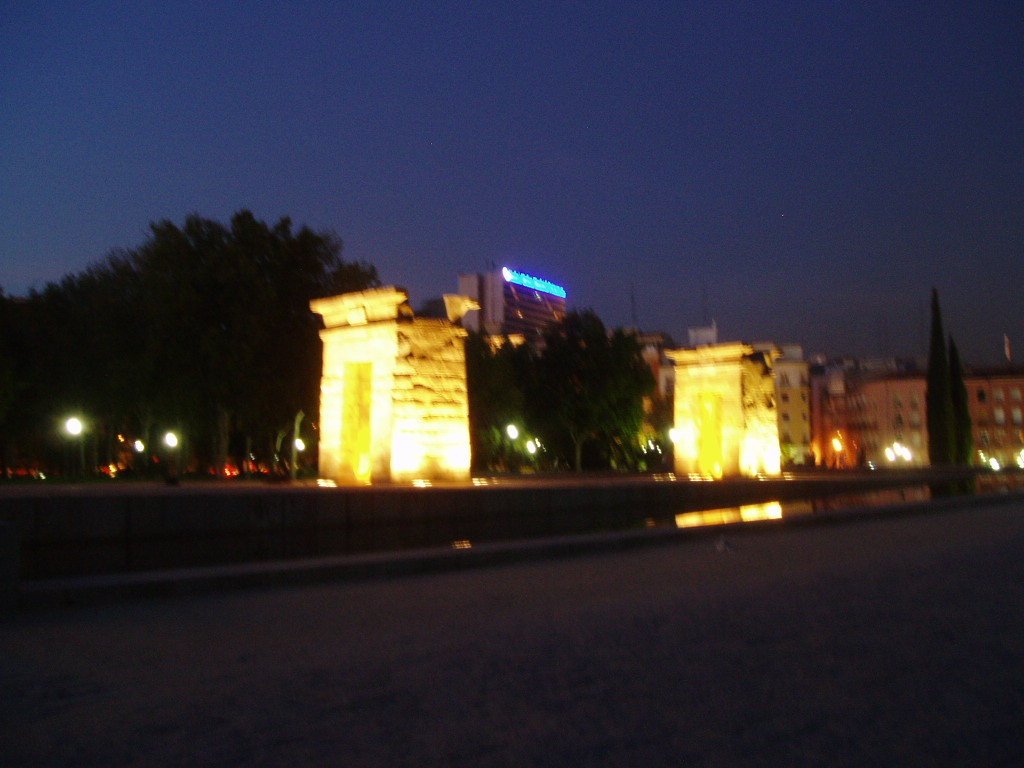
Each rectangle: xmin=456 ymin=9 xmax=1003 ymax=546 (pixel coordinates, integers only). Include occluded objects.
xmin=467 ymin=310 xmax=659 ymax=472
xmin=926 ymin=288 xmax=973 ymax=484
xmin=0 ymin=211 xmax=379 ymax=477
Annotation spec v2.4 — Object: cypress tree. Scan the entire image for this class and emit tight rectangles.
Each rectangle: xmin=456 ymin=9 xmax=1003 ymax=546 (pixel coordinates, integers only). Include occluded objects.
xmin=948 ymin=337 xmax=973 ymax=466
xmin=926 ymin=289 xmax=954 ymax=465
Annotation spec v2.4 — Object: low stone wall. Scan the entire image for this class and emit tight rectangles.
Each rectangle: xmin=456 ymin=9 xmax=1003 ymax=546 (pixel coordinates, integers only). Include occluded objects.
xmin=0 ymin=468 xmax=982 ymax=582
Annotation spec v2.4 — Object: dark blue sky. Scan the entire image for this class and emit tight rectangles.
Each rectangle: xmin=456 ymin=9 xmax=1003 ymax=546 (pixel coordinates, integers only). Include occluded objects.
xmin=3 ymin=2 xmax=1022 ymax=363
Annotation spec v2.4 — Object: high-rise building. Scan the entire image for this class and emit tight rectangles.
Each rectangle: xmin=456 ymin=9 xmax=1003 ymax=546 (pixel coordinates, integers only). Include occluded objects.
xmin=457 ymin=267 xmax=567 ymax=340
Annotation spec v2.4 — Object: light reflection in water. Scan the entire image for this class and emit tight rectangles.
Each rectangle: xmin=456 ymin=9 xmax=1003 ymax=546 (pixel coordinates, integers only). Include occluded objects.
xmin=676 ymin=501 xmax=794 ymax=528
xmin=674 ymin=487 xmax=932 ymax=530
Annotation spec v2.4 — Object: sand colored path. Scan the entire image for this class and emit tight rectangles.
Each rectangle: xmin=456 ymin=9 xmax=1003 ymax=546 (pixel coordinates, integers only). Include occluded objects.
xmin=2 ymin=498 xmax=1023 ymax=766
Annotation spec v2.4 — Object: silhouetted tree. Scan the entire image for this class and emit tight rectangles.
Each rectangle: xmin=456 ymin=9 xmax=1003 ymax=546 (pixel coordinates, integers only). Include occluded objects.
xmin=465 ymin=332 xmax=532 ymax=471
xmin=949 ymin=337 xmax=973 ymax=467
xmin=926 ymin=289 xmax=954 ymax=465
xmin=529 ymin=310 xmax=654 ymax=471
xmin=129 ymin=210 xmax=379 ymax=472
xmin=0 ymin=210 xmax=378 ymax=477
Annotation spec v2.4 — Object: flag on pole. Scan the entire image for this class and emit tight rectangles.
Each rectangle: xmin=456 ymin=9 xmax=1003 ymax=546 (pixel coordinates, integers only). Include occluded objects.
xmin=1005 ymin=334 xmax=1012 ymax=363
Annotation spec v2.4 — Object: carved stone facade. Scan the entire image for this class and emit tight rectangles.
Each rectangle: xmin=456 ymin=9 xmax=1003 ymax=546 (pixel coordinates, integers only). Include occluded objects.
xmin=311 ymin=287 xmax=471 ymax=484
xmin=668 ymin=342 xmax=781 ymax=478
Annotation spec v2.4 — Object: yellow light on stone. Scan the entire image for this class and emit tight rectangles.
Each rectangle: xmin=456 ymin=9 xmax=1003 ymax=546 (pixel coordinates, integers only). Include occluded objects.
xmin=667 ymin=342 xmax=782 ymax=479
xmin=392 ymin=429 xmax=427 ymax=475
xmin=311 ymin=287 xmax=472 ymax=484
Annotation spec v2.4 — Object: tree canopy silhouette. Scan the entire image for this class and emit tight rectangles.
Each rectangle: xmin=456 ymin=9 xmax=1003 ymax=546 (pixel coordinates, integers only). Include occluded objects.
xmin=0 ymin=210 xmax=378 ymax=475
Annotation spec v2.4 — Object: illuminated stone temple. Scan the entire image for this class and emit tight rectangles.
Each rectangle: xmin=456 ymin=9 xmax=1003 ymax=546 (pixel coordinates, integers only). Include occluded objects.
xmin=668 ymin=342 xmax=782 ymax=478
xmin=310 ymin=287 xmax=472 ymax=484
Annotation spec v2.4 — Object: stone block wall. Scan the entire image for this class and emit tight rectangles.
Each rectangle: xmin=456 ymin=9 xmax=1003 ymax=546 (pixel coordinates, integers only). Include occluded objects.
xmin=669 ymin=343 xmax=782 ymax=477
xmin=391 ymin=320 xmax=471 ymax=481
xmin=312 ymin=287 xmax=471 ymax=484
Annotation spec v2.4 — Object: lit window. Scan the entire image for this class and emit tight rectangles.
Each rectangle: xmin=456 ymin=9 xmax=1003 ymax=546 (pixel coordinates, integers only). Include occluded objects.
xmin=1013 ymin=408 xmax=1023 ymax=426
xmin=1012 ymin=388 xmax=1021 ymax=401
xmin=995 ymin=407 xmax=1006 ymax=425
xmin=995 ymin=389 xmax=1005 ymax=402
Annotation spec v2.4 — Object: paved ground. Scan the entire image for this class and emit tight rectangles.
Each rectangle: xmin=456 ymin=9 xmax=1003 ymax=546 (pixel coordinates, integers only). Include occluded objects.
xmin=2 ymin=497 xmax=1023 ymax=766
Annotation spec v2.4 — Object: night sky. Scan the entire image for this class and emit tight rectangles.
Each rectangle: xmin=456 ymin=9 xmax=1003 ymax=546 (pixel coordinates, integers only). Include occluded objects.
xmin=3 ymin=2 xmax=1021 ymax=363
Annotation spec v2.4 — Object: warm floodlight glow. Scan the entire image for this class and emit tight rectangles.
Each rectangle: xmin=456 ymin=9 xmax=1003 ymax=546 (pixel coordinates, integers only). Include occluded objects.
xmin=163 ymin=431 xmax=179 ymax=449
xmin=133 ymin=439 xmax=145 ymax=453
xmin=740 ymin=433 xmax=782 ymax=477
xmin=506 ymin=424 xmax=519 ymax=440
xmin=669 ymin=343 xmax=783 ymax=478
xmin=65 ymin=417 xmax=83 ymax=436
xmin=885 ymin=442 xmax=912 ymax=462
xmin=311 ymin=286 xmax=472 ymax=484
xmin=526 ymin=439 xmax=537 ymax=454
xmin=989 ymin=457 xmax=1001 ymax=471
xmin=675 ymin=502 xmax=784 ymax=529
xmin=831 ymin=436 xmax=843 ymax=453
xmin=501 ymin=267 xmax=567 ymax=298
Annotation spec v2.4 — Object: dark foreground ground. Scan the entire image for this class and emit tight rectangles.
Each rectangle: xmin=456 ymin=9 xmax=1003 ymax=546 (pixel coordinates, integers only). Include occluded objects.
xmin=2 ymin=497 xmax=1023 ymax=767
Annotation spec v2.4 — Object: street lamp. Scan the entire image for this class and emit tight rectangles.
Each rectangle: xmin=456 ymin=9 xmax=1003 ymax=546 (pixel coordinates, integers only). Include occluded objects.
xmin=162 ymin=431 xmax=180 ymax=483
xmin=506 ymin=424 xmax=519 ymax=440
xmin=64 ymin=416 xmax=86 ymax=475
xmin=290 ymin=410 xmax=305 ymax=481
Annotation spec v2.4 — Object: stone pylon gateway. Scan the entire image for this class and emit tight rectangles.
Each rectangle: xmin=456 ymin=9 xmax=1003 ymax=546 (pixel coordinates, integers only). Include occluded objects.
xmin=310 ymin=287 xmax=471 ymax=484
xmin=667 ymin=342 xmax=782 ymax=478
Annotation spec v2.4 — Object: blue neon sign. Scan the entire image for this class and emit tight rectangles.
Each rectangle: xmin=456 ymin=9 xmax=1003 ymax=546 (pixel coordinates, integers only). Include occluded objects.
xmin=501 ymin=267 xmax=567 ymax=299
